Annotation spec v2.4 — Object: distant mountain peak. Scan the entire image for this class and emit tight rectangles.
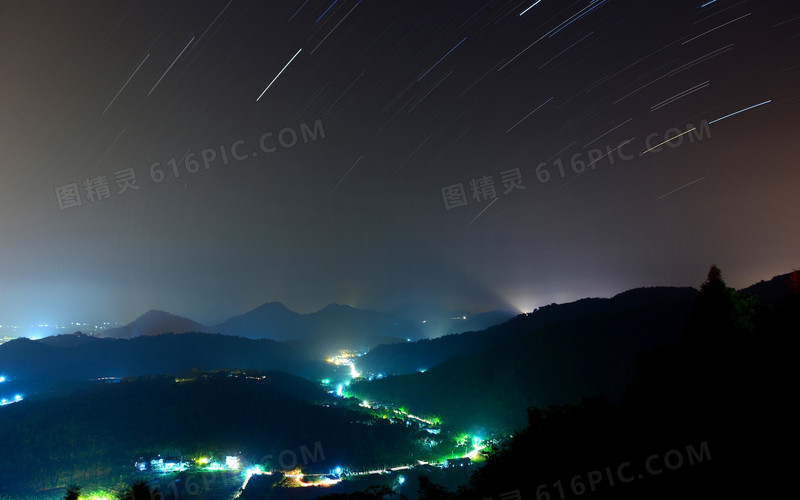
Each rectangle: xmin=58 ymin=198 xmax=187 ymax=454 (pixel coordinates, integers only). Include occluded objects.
xmin=97 ymin=309 xmax=206 ymax=339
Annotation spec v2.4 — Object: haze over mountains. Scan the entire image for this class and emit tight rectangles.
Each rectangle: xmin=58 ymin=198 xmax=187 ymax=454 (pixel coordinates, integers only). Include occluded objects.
xmin=92 ymin=302 xmax=516 ymax=355
xmin=0 ymin=270 xmax=796 ymax=499
xmin=2 ymin=273 xmax=793 ymax=392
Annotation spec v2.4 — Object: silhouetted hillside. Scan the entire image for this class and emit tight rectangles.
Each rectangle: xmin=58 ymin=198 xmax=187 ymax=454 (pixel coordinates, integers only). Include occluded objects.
xmin=0 ymin=332 xmax=329 ymax=384
xmin=358 ymin=287 xmax=698 ymax=376
xmin=212 ymin=301 xmax=303 ymax=338
xmin=35 ymin=332 xmax=103 ymax=348
xmin=97 ymin=310 xmax=207 ymax=339
xmin=739 ymin=270 xmax=797 ymax=303
xmin=352 ymin=287 xmax=699 ymax=431
xmin=448 ymin=266 xmax=796 ymax=499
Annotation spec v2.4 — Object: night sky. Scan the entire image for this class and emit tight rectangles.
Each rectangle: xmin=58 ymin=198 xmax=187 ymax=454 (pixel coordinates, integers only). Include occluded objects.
xmin=1 ymin=0 xmax=798 ymax=327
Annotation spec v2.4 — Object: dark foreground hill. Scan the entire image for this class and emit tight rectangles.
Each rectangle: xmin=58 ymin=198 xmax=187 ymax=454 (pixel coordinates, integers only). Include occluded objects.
xmin=436 ymin=266 xmax=797 ymax=499
xmin=351 ymin=287 xmax=699 ymax=431
xmin=358 ymin=287 xmax=698 ymax=376
xmin=0 ymin=371 xmax=422 ymax=499
xmin=739 ymin=270 xmax=798 ymax=303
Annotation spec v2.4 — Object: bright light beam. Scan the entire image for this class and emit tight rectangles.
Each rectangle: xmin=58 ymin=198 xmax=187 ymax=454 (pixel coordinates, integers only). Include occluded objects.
xmin=708 ymin=99 xmax=771 ymax=124
xmin=257 ymin=48 xmax=302 ymax=101
xmin=519 ymin=0 xmax=543 ymax=16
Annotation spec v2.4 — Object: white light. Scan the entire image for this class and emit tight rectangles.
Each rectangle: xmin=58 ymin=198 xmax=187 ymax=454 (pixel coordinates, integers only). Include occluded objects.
xmin=226 ymin=456 xmax=240 ymax=469
xmin=257 ymin=48 xmax=303 ymax=101
xmin=519 ymin=0 xmax=543 ymax=16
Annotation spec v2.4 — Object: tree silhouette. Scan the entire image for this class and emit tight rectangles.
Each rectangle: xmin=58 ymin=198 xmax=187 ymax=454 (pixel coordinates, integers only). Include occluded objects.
xmin=700 ymin=264 xmax=725 ymax=293
xmin=64 ymin=485 xmax=81 ymax=500
xmin=119 ymin=480 xmax=160 ymax=500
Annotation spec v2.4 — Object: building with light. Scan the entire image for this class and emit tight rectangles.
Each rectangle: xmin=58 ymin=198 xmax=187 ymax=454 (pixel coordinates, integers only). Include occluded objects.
xmin=443 ymin=457 xmax=471 ymax=468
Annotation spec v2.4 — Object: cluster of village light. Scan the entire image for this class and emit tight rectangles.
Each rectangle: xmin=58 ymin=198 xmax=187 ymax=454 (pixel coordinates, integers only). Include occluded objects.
xmin=0 ymin=374 xmax=23 ymax=406
xmin=135 ymin=455 xmax=242 ymax=472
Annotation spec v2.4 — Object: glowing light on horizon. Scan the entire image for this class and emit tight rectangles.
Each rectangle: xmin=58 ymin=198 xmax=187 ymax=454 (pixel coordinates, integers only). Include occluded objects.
xmin=0 ymin=394 xmax=23 ymax=406
xmin=226 ymin=456 xmax=240 ymax=469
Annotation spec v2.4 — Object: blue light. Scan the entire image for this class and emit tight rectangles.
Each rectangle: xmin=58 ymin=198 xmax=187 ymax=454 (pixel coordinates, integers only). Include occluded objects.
xmin=335 ymin=466 xmax=342 ymax=475
xmin=0 ymin=376 xmax=5 ymax=383
xmin=398 ymin=476 xmax=405 ymax=484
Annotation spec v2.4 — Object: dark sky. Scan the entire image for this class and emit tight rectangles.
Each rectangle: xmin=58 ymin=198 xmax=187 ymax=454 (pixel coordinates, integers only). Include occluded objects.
xmin=1 ymin=0 xmax=798 ymax=327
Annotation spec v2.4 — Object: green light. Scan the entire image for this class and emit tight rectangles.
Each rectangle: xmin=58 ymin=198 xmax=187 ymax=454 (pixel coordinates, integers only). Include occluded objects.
xmin=80 ymin=490 xmax=115 ymax=500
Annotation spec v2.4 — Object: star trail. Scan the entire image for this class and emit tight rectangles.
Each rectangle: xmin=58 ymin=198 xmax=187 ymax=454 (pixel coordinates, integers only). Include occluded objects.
xmin=0 ymin=0 xmax=798 ymax=326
